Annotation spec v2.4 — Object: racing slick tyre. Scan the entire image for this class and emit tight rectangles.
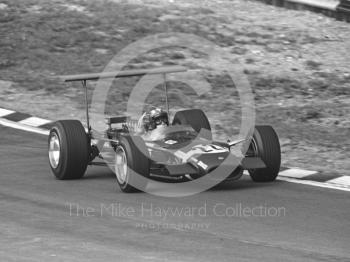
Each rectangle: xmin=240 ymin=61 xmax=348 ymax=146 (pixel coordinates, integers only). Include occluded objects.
xmin=248 ymin=125 xmax=281 ymax=182
xmin=48 ymin=120 xmax=89 ymax=180
xmin=114 ymin=136 xmax=150 ymax=193
xmin=172 ymin=109 xmax=212 ymax=140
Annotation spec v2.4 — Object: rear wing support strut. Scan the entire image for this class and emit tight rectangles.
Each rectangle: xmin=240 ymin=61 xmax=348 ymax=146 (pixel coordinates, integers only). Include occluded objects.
xmin=163 ymin=73 xmax=170 ymax=120
xmin=81 ymin=80 xmax=91 ymax=137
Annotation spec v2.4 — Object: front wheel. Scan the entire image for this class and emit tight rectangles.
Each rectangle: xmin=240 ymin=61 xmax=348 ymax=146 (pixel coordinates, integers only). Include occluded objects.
xmin=248 ymin=125 xmax=281 ymax=182
xmin=114 ymin=136 xmax=150 ymax=193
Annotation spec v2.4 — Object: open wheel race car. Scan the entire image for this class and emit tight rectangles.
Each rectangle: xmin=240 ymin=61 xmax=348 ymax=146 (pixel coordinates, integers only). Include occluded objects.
xmin=48 ymin=66 xmax=281 ymax=193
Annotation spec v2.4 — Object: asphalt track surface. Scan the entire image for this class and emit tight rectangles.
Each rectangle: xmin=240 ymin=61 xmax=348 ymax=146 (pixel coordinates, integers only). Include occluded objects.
xmin=0 ymin=125 xmax=349 ymax=262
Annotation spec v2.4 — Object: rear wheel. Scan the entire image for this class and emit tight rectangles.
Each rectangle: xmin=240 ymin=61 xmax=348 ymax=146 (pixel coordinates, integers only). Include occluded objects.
xmin=114 ymin=136 xmax=150 ymax=193
xmin=48 ymin=120 xmax=89 ymax=180
xmin=172 ymin=109 xmax=212 ymax=140
xmin=248 ymin=126 xmax=281 ymax=182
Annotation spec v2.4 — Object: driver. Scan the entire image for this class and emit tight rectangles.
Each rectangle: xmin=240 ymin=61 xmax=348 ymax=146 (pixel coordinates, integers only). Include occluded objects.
xmin=136 ymin=107 xmax=169 ymax=135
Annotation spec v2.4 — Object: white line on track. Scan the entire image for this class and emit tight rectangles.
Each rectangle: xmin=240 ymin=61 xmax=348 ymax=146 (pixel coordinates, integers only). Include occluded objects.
xmin=278 ymin=168 xmax=318 ymax=178
xmin=242 ymin=171 xmax=350 ymax=192
xmin=287 ymin=0 xmax=339 ymax=11
xmin=327 ymin=176 xmax=350 ymax=187
xmin=0 ymin=108 xmax=15 ymax=117
xmin=0 ymin=118 xmax=49 ymax=136
xmin=19 ymin=116 xmax=52 ymax=127
xmin=277 ymin=176 xmax=350 ymax=192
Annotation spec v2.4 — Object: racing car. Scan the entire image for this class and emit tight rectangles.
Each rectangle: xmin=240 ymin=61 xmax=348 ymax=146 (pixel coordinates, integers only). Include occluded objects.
xmin=48 ymin=66 xmax=281 ymax=192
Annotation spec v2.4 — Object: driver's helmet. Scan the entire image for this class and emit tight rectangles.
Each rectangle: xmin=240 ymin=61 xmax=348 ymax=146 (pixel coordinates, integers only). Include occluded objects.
xmin=141 ymin=107 xmax=169 ymax=132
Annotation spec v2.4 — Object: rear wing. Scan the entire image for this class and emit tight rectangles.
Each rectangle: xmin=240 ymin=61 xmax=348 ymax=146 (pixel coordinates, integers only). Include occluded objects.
xmin=61 ymin=66 xmax=187 ymax=82
xmin=61 ymin=65 xmax=187 ymax=137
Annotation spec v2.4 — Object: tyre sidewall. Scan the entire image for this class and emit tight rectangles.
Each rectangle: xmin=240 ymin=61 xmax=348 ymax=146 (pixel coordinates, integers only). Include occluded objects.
xmin=48 ymin=125 xmax=69 ymax=179
xmin=115 ymin=140 xmax=132 ymax=190
xmin=116 ymin=136 xmax=150 ymax=192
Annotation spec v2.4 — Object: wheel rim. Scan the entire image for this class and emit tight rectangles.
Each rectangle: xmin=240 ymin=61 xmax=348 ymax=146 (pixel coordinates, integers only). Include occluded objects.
xmin=115 ymin=146 xmax=128 ymax=184
xmin=246 ymin=138 xmax=258 ymax=157
xmin=49 ymin=133 xmax=60 ymax=168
